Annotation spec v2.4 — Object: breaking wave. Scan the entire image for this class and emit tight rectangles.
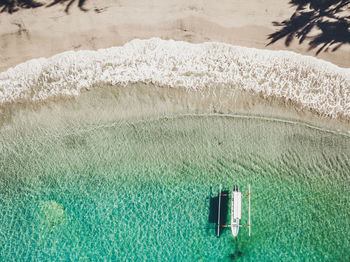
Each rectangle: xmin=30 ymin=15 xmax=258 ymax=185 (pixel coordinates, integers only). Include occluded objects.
xmin=0 ymin=38 xmax=349 ymax=118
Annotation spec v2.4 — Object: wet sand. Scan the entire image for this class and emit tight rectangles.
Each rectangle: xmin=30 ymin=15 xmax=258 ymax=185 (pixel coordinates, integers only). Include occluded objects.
xmin=1 ymin=83 xmax=349 ymax=137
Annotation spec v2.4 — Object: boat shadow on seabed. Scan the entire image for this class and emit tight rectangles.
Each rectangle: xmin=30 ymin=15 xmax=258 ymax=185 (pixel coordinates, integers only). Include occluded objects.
xmin=207 ymin=186 xmax=245 ymax=260
xmin=208 ymin=186 xmax=229 ymax=236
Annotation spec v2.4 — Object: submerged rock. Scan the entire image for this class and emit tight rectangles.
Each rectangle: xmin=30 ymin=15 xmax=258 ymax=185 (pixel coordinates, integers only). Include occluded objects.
xmin=39 ymin=200 xmax=66 ymax=232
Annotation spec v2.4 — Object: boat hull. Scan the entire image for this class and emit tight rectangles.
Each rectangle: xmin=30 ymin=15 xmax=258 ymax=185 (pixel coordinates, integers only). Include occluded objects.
xmin=231 ymin=188 xmax=242 ymax=237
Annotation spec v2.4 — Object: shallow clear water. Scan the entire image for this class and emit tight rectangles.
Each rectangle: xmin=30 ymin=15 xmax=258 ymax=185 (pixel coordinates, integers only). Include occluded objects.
xmin=0 ymin=115 xmax=349 ymax=261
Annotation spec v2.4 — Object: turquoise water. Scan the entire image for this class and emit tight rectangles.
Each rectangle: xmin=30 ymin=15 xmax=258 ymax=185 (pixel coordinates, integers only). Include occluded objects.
xmin=0 ymin=115 xmax=349 ymax=261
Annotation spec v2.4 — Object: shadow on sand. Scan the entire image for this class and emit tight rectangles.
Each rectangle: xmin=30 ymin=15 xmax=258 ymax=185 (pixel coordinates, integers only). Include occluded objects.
xmin=267 ymin=0 xmax=350 ymax=54
xmin=0 ymin=0 xmax=88 ymax=14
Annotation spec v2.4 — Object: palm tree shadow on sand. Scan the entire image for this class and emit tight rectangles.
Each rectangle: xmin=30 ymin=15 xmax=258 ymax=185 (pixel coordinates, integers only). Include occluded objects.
xmin=267 ymin=0 xmax=350 ymax=55
xmin=0 ymin=0 xmax=88 ymax=14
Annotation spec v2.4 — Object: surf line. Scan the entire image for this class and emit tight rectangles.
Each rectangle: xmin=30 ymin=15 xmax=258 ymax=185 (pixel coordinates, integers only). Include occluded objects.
xmin=59 ymin=112 xmax=350 ymax=138
xmin=165 ymin=113 xmax=350 ymax=138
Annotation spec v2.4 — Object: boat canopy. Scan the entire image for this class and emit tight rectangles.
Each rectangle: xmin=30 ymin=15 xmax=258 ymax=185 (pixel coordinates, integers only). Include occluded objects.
xmin=233 ymin=192 xmax=242 ymax=219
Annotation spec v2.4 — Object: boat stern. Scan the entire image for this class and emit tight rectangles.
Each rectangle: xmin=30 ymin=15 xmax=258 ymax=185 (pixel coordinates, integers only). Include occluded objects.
xmin=231 ymin=220 xmax=240 ymax=237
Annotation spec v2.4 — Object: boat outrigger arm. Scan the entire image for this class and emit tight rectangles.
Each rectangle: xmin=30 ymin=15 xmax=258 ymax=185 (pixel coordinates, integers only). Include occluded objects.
xmin=217 ymin=184 xmax=251 ymax=237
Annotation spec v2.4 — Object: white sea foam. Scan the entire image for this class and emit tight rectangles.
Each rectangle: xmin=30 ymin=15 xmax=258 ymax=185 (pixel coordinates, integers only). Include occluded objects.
xmin=0 ymin=38 xmax=349 ymax=118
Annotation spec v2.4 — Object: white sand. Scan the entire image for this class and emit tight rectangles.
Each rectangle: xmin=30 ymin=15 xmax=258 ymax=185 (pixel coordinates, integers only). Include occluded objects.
xmin=0 ymin=0 xmax=349 ymax=73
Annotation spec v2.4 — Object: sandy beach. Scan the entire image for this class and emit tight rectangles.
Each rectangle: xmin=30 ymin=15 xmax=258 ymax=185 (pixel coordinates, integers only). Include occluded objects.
xmin=0 ymin=0 xmax=349 ymax=131
xmin=1 ymin=0 xmax=350 ymax=73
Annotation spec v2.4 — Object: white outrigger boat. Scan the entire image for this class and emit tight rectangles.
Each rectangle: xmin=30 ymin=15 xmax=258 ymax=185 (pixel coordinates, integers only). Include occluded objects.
xmin=217 ymin=184 xmax=251 ymax=237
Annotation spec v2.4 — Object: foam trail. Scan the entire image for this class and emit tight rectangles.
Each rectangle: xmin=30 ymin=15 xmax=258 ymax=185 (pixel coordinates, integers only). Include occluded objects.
xmin=0 ymin=38 xmax=349 ymax=118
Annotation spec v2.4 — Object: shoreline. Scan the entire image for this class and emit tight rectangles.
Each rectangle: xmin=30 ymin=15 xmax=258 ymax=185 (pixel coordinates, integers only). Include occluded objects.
xmin=0 ymin=1 xmax=349 ymax=133
xmin=1 ymin=1 xmax=350 ymax=72
xmin=1 ymin=38 xmax=349 ymax=123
